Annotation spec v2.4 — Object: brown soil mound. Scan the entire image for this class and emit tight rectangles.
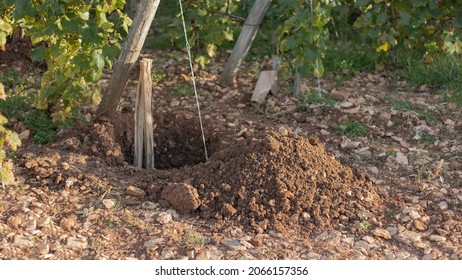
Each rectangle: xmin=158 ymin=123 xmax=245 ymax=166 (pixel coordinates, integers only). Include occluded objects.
xmin=191 ymin=130 xmax=385 ymax=233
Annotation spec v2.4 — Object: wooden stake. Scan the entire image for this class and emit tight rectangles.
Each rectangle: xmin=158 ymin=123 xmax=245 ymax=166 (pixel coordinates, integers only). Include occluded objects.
xmin=134 ymin=58 xmax=154 ymax=169
xmin=96 ymin=0 xmax=160 ymax=119
xmin=219 ymin=0 xmax=271 ymax=86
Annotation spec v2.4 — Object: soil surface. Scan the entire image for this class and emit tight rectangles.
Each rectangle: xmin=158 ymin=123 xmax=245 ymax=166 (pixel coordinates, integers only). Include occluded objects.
xmin=1 ymin=48 xmax=461 ymax=260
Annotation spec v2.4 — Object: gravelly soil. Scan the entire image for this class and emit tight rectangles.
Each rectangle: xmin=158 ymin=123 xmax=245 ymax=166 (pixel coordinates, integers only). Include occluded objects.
xmin=1 ymin=49 xmax=461 ymax=260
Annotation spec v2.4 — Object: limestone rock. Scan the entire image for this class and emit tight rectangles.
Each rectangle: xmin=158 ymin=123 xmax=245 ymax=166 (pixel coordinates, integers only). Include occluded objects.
xmin=125 ymin=186 xmax=146 ymax=197
xmin=398 ymin=230 xmax=421 ymax=243
xmin=13 ymin=235 xmax=34 ymax=248
xmin=372 ymin=228 xmax=392 ymax=240
xmin=66 ymin=237 xmax=87 ymax=250
xmin=156 ymin=212 xmax=172 ymax=224
xmin=221 ymin=239 xmax=247 ymax=251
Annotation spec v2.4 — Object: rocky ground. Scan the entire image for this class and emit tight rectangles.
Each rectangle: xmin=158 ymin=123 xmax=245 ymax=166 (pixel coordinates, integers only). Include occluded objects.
xmin=0 ymin=49 xmax=461 ymax=260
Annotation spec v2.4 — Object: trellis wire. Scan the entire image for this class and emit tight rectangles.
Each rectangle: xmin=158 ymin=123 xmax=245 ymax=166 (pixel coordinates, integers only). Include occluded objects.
xmin=178 ymin=0 xmax=209 ymax=160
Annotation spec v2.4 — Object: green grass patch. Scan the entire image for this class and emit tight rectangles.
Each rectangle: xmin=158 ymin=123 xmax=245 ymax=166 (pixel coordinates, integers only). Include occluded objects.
xmin=335 ymin=121 xmax=367 ymax=137
xmin=0 ymin=67 xmax=20 ymax=87
xmin=297 ymin=90 xmax=337 ymax=110
xmin=181 ymin=231 xmax=205 ymax=250
xmin=23 ymin=110 xmax=57 ymax=145
xmin=323 ymin=40 xmax=376 ymax=74
xmin=384 ymin=96 xmax=438 ymax=125
xmin=397 ymin=53 xmax=462 ymax=106
xmin=0 ymin=91 xmax=68 ymax=145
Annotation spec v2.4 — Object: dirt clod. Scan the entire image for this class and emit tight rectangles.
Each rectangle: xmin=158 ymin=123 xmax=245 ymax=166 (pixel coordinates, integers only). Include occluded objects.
xmin=161 ymin=183 xmax=201 ymax=213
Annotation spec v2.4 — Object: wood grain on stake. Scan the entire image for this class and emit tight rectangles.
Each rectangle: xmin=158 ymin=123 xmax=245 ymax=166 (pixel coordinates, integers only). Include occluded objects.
xmin=134 ymin=58 xmax=154 ymax=169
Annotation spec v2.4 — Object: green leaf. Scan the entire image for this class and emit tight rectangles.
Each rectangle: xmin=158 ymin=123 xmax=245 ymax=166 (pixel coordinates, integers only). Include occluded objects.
xmin=285 ymin=36 xmax=299 ymax=50
xmin=354 ymin=0 xmax=370 ymax=8
xmin=12 ymin=0 xmax=35 ymax=19
xmin=102 ymin=44 xmax=120 ymax=59
xmin=30 ymin=46 xmax=46 ymax=62
xmin=91 ymin=49 xmax=105 ymax=71
xmin=398 ymin=11 xmax=412 ymax=26
xmin=376 ymin=12 xmax=387 ymax=26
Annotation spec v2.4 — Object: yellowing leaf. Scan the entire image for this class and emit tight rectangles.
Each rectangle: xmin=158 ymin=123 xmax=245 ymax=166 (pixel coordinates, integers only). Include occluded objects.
xmin=206 ymin=44 xmax=217 ymax=57
xmin=222 ymin=30 xmax=233 ymax=41
xmin=0 ymin=83 xmax=5 ymax=100
xmin=376 ymin=41 xmax=389 ymax=52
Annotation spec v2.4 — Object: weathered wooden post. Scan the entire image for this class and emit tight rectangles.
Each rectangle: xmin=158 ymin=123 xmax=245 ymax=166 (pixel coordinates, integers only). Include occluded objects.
xmin=134 ymin=58 xmax=155 ymax=169
xmin=96 ymin=0 xmax=160 ymax=119
xmin=219 ymin=0 xmax=271 ymax=86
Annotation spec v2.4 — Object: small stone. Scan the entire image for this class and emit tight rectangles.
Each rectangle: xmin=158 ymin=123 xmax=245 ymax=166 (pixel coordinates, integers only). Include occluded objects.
xmin=125 ymin=186 xmax=146 ymax=197
xmin=19 ymin=129 xmax=31 ymax=141
xmin=340 ymin=139 xmax=361 ymax=150
xmin=340 ymin=101 xmax=354 ymax=108
xmin=156 ymin=212 xmax=172 ymax=224
xmin=290 ymin=213 xmax=300 ymax=222
xmin=385 ymin=252 xmax=396 ymax=260
xmin=34 ymin=242 xmax=49 ymax=255
xmin=221 ymin=203 xmax=237 ymax=216
xmin=269 ymin=230 xmax=283 ymax=238
xmin=330 ymin=90 xmax=351 ymax=101
xmin=66 ymin=237 xmax=87 ymax=250
xmin=293 ymin=112 xmax=305 ymax=122
xmin=396 ymin=251 xmax=410 ymax=260
xmin=398 ymin=230 xmax=421 ymax=243
xmin=341 ymin=236 xmax=354 ymax=246
xmin=165 ymin=209 xmax=179 ymax=219
xmin=195 ymin=250 xmax=212 ymax=260
xmin=240 ymin=240 xmax=254 ymax=249
xmin=7 ymin=213 xmax=23 ymax=229
xmin=161 ymin=248 xmax=175 ymax=259
xmin=372 ymin=228 xmax=392 ymax=240
xmin=378 ymin=111 xmax=391 ymax=122
xmin=429 ymin=235 xmax=446 ymax=242
xmin=301 ymin=212 xmax=311 ymax=222
xmin=237 ymin=103 xmax=246 ymax=108
xmin=339 ymin=215 xmax=349 ymax=223
xmin=141 ymin=201 xmax=158 ymax=210
xmin=24 ymin=218 xmax=37 ymax=231
xmin=354 ymin=240 xmax=370 ymax=250
xmin=221 ymin=239 xmax=247 ymax=251
xmin=362 ymin=236 xmax=375 ymax=244
xmin=423 ymin=253 xmax=436 ymax=260
xmin=408 ymin=210 xmax=421 ymax=220
xmin=395 ymin=152 xmax=409 ymax=165
xmin=13 ymin=235 xmax=34 ymax=248
xmin=307 ymin=252 xmax=321 ymax=259
xmin=437 ymin=201 xmax=448 ymax=211
xmin=102 ymin=198 xmax=117 ymax=209
xmin=444 ymin=119 xmax=455 ymax=126
xmin=249 ymin=237 xmax=263 ymax=247
xmin=144 ymin=238 xmax=164 ymax=250
xmin=414 ymin=220 xmax=427 ymax=231
xmin=60 ymin=215 xmax=77 ymax=231
xmin=368 ymin=166 xmax=379 ymax=174
xmin=343 ymin=106 xmax=361 ymax=114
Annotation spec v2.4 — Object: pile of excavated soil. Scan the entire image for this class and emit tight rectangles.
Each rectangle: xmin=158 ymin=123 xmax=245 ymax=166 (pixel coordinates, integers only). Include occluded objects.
xmin=186 ymin=129 xmax=386 ymax=234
